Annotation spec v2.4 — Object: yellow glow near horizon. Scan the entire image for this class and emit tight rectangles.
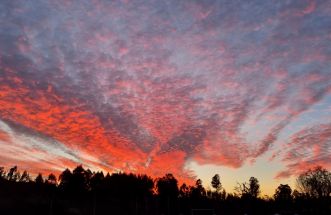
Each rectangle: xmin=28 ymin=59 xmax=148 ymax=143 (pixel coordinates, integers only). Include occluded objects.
xmin=186 ymin=153 xmax=297 ymax=197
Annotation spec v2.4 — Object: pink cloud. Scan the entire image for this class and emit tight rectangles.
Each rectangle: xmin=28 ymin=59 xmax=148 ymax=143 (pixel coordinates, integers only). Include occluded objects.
xmin=275 ymin=123 xmax=331 ymax=178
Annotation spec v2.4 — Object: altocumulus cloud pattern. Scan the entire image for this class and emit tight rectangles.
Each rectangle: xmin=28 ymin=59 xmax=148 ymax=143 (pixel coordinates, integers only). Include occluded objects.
xmin=0 ymin=0 xmax=331 ymax=182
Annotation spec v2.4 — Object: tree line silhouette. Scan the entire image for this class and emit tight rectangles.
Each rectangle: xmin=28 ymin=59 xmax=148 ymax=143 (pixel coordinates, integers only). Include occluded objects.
xmin=0 ymin=165 xmax=330 ymax=215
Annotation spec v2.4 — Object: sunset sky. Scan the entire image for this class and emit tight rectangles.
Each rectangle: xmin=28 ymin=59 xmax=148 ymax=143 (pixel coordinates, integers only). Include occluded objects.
xmin=1 ymin=0 xmax=331 ymax=195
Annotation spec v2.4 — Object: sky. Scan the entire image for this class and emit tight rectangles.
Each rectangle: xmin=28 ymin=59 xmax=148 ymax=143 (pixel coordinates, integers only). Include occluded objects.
xmin=1 ymin=0 xmax=331 ymax=196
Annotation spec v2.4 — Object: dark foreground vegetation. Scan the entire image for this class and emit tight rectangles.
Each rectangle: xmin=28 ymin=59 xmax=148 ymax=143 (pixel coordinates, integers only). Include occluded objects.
xmin=0 ymin=165 xmax=330 ymax=215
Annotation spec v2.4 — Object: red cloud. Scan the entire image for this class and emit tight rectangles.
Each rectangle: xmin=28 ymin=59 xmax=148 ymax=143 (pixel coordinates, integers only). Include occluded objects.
xmin=1 ymin=0 xmax=331 ymax=183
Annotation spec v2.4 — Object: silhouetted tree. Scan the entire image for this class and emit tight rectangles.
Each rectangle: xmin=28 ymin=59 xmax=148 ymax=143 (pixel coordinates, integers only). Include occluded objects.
xmin=191 ymin=179 xmax=206 ymax=198
xmin=235 ymin=177 xmax=260 ymax=199
xmin=59 ymin=168 xmax=72 ymax=192
xmin=46 ymin=173 xmax=57 ymax=185
xmin=274 ymin=184 xmax=292 ymax=202
xmin=297 ymin=166 xmax=331 ymax=199
xmin=90 ymin=171 xmax=104 ymax=191
xmin=156 ymin=173 xmax=179 ymax=198
xmin=1 ymin=164 xmax=330 ymax=215
xmin=71 ymin=165 xmax=91 ymax=192
xmin=292 ymin=189 xmax=302 ymax=200
xmin=248 ymin=177 xmax=260 ymax=198
xmin=179 ymin=183 xmax=190 ymax=198
xmin=234 ymin=182 xmax=248 ymax=197
xmin=19 ymin=170 xmax=31 ymax=182
xmin=35 ymin=173 xmax=44 ymax=185
xmin=156 ymin=173 xmax=179 ymax=215
xmin=7 ymin=166 xmax=20 ymax=181
xmin=211 ymin=174 xmax=222 ymax=193
xmin=0 ymin=166 xmax=6 ymax=180
xmin=136 ymin=174 xmax=154 ymax=197
xmin=220 ymin=189 xmax=227 ymax=200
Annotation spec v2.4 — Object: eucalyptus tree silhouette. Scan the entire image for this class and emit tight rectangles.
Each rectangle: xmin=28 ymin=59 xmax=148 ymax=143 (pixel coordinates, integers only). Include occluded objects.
xmin=274 ymin=184 xmax=292 ymax=202
xmin=179 ymin=183 xmax=190 ymax=198
xmin=90 ymin=171 xmax=104 ymax=191
xmin=211 ymin=174 xmax=223 ymax=200
xmin=35 ymin=173 xmax=44 ymax=185
xmin=19 ymin=170 xmax=31 ymax=182
xmin=297 ymin=166 xmax=331 ymax=199
xmin=72 ymin=165 xmax=92 ymax=192
xmin=0 ymin=167 xmax=5 ymax=179
xmin=235 ymin=176 xmax=260 ymax=199
xmin=156 ymin=173 xmax=179 ymax=197
xmin=211 ymin=174 xmax=222 ymax=193
xmin=58 ymin=168 xmax=72 ymax=193
xmin=274 ymin=183 xmax=293 ymax=212
xmin=46 ymin=173 xmax=57 ymax=185
xmin=7 ymin=166 xmax=20 ymax=181
xmin=191 ymin=179 xmax=206 ymax=199
xmin=248 ymin=177 xmax=260 ymax=198
xmin=0 ymin=164 xmax=330 ymax=215
xmin=156 ymin=173 xmax=179 ymax=215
